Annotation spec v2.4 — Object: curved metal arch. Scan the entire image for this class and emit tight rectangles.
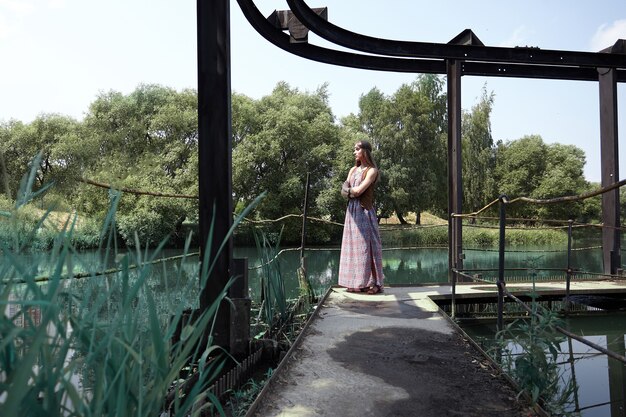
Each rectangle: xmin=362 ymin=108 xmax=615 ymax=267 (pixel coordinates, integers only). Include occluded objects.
xmin=236 ymin=0 xmax=445 ymax=74
xmin=286 ymin=0 xmax=626 ymax=68
xmin=237 ymin=0 xmax=626 ymax=82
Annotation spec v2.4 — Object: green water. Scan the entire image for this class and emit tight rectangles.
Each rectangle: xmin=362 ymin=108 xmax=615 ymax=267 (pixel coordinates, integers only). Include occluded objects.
xmin=3 ymin=243 xmax=622 ymax=414
xmin=3 ymin=243 xmax=605 ymax=300
xmin=462 ymin=314 xmax=626 ymax=416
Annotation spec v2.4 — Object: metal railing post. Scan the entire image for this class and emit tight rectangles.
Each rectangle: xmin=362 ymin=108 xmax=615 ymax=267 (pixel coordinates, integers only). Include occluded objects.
xmin=298 ymin=172 xmax=313 ymax=302
xmin=565 ymin=219 xmax=573 ymax=313
xmin=497 ymin=195 xmax=508 ymax=332
xmin=451 ymin=213 xmax=456 ymax=319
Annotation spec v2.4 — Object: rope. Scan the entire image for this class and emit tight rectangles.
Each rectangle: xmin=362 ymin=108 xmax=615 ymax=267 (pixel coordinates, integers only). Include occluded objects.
xmin=453 ymin=198 xmax=500 ymax=218
xmin=6 ymin=251 xmax=201 ymax=284
xmin=508 ymin=178 xmax=626 ymax=205
xmin=463 ymin=245 xmax=602 ymax=253
xmin=462 ymin=222 xmax=587 ymax=230
xmin=379 ymin=223 xmax=448 ymax=230
xmin=453 ymin=178 xmax=626 ymax=222
xmin=79 ymin=178 xmax=197 ymax=199
xmin=248 ymin=247 xmax=300 ymax=270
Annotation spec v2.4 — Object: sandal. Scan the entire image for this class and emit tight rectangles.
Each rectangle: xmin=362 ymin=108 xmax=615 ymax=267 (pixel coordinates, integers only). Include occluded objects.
xmin=367 ymin=285 xmax=383 ymax=295
xmin=347 ymin=287 xmax=369 ymax=293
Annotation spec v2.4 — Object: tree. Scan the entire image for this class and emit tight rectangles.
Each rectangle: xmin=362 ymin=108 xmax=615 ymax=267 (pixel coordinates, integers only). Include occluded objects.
xmin=0 ymin=115 xmax=80 ymax=204
xmin=71 ymin=84 xmax=199 ymax=245
xmin=231 ymin=83 xmax=340 ymax=242
xmin=495 ymin=135 xmax=589 ymax=221
xmin=462 ymin=86 xmax=496 ymax=214
xmin=355 ymin=75 xmax=448 ymax=223
xmin=532 ymin=143 xmax=587 ymax=220
xmin=495 ymin=135 xmax=548 ymax=218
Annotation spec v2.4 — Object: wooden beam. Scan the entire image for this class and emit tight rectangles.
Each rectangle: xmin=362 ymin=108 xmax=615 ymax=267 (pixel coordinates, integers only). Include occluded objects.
xmin=447 ymin=59 xmax=463 ymax=282
xmin=599 ymin=67 xmax=621 ymax=275
xmin=197 ymin=0 xmax=233 ymax=348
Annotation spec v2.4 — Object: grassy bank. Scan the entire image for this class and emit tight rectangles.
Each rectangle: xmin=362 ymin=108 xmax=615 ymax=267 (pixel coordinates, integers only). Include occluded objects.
xmin=0 ymin=199 xmax=102 ymax=251
xmin=1 ymin=202 xmax=570 ymax=251
xmin=380 ymin=212 xmax=568 ymax=248
xmin=380 ymin=224 xmax=568 ymax=248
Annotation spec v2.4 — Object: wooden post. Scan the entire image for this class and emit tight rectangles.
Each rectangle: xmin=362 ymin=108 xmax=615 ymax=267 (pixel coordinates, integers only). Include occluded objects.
xmin=598 ymin=66 xmax=621 ymax=275
xmin=197 ymin=0 xmax=233 ymax=349
xmin=447 ymin=59 xmax=463 ymax=282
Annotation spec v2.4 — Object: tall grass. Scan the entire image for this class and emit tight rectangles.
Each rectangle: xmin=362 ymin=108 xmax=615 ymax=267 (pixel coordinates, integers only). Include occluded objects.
xmin=492 ymin=268 xmax=578 ymax=415
xmin=252 ymin=227 xmax=287 ymax=337
xmin=0 ymin=156 xmax=264 ymax=416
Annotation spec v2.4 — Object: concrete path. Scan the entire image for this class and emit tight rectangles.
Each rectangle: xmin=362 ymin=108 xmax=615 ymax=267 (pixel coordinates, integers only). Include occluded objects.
xmin=247 ymin=285 xmax=539 ymax=417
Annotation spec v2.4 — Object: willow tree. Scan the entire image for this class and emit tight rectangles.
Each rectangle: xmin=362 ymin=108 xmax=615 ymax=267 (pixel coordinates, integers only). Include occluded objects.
xmin=356 ymin=75 xmax=448 ymax=223
xmin=462 ymin=86 xmax=496 ymax=215
xmin=231 ymin=82 xmax=340 ymax=242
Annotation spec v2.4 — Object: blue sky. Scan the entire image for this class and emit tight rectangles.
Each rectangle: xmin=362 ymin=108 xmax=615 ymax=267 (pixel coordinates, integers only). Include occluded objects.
xmin=1 ymin=0 xmax=625 ymax=182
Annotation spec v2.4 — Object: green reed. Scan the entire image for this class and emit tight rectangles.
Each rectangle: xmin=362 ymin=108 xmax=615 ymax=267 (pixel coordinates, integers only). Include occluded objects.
xmin=252 ymin=227 xmax=287 ymax=337
xmin=0 ymin=156 xmax=265 ymax=416
xmin=492 ymin=267 xmax=578 ymax=415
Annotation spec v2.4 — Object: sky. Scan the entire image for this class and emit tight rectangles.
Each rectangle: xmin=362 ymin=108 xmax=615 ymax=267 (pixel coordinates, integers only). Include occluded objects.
xmin=1 ymin=0 xmax=625 ymax=183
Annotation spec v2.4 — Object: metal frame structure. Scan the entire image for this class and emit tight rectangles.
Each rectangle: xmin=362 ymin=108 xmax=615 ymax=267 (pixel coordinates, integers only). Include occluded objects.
xmin=198 ymin=0 xmax=626 ymax=348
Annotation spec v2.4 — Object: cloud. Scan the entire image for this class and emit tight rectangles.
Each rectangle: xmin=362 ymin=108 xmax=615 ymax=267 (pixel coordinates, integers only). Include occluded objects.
xmin=47 ymin=0 xmax=66 ymax=9
xmin=0 ymin=16 xmax=9 ymax=40
xmin=590 ymin=19 xmax=626 ymax=51
xmin=0 ymin=0 xmax=35 ymax=14
xmin=498 ymin=25 xmax=532 ymax=48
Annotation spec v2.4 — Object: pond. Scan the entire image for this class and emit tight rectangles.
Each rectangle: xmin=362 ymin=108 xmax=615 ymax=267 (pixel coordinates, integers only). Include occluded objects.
xmin=462 ymin=313 xmax=626 ymax=417
xmin=3 ymin=242 xmax=622 ymax=414
xmin=3 ymin=242 xmax=606 ymax=301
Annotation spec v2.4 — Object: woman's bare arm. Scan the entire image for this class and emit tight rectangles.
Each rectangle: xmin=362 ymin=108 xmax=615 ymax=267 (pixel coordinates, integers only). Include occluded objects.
xmin=350 ymin=168 xmax=378 ymax=197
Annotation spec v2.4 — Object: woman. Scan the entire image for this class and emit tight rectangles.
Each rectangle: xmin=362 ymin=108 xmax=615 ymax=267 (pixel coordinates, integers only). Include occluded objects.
xmin=338 ymin=140 xmax=384 ymax=294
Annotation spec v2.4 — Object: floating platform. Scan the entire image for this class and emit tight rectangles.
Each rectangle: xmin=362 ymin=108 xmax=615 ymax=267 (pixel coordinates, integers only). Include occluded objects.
xmin=244 ymin=284 xmax=576 ymax=417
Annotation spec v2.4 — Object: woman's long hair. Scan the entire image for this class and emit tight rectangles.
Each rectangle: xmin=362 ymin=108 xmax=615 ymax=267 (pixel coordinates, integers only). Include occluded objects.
xmin=355 ymin=140 xmax=379 ymax=183
xmin=355 ymin=140 xmax=378 ymax=169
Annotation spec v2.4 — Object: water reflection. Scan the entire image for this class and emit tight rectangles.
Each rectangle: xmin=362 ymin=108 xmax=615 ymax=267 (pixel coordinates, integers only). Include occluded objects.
xmin=463 ymin=246 xmax=604 ymax=280
xmin=4 ymin=244 xmax=619 ymax=414
xmin=4 ymin=245 xmax=606 ymax=302
xmin=236 ymin=246 xmax=455 ymax=299
xmin=463 ymin=313 xmax=626 ymax=416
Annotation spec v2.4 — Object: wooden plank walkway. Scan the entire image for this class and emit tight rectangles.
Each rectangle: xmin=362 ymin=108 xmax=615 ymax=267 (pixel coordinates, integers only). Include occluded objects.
xmin=246 ymin=283 xmax=609 ymax=417
xmin=448 ymin=279 xmax=626 ymax=299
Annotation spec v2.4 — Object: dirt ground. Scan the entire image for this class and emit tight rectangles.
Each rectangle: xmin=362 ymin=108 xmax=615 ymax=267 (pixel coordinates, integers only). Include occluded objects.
xmin=249 ymin=288 xmax=540 ymax=417
xmin=327 ymin=326 xmax=535 ymax=417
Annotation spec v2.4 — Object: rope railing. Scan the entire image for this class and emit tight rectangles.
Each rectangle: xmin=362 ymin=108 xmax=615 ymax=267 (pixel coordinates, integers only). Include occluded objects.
xmin=455 ymin=178 xmax=626 ymax=220
xmin=78 ymin=173 xmax=622 ymax=286
xmin=464 ymin=245 xmax=602 ymax=253
xmin=450 ymin=178 xmax=626 ymax=323
xmin=79 ymin=177 xmax=197 ymax=199
xmin=5 ymin=251 xmax=201 ymax=285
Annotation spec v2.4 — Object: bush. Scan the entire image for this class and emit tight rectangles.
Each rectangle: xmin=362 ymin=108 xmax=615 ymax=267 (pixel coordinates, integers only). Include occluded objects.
xmin=117 ymin=197 xmax=186 ymax=247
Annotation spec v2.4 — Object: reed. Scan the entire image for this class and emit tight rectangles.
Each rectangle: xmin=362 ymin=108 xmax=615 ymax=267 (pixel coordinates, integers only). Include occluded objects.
xmin=252 ymin=227 xmax=287 ymax=337
xmin=0 ymin=157 xmax=265 ymax=416
xmin=492 ymin=268 xmax=578 ymax=415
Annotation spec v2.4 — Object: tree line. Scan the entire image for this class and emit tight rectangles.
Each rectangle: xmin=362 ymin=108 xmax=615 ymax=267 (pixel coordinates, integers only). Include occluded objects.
xmin=0 ymin=76 xmax=603 ymax=247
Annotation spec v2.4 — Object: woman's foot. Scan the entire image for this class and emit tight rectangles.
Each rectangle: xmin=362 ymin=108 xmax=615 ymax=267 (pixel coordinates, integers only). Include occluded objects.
xmin=367 ymin=285 xmax=383 ymax=295
xmin=346 ymin=287 xmax=369 ymax=293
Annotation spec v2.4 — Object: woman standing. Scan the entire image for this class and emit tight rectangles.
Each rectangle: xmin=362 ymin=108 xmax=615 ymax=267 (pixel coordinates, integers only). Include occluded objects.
xmin=338 ymin=140 xmax=384 ymax=294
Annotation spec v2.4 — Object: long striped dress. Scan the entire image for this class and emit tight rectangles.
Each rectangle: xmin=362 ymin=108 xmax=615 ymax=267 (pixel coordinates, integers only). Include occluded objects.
xmin=337 ymin=168 xmax=384 ymax=290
